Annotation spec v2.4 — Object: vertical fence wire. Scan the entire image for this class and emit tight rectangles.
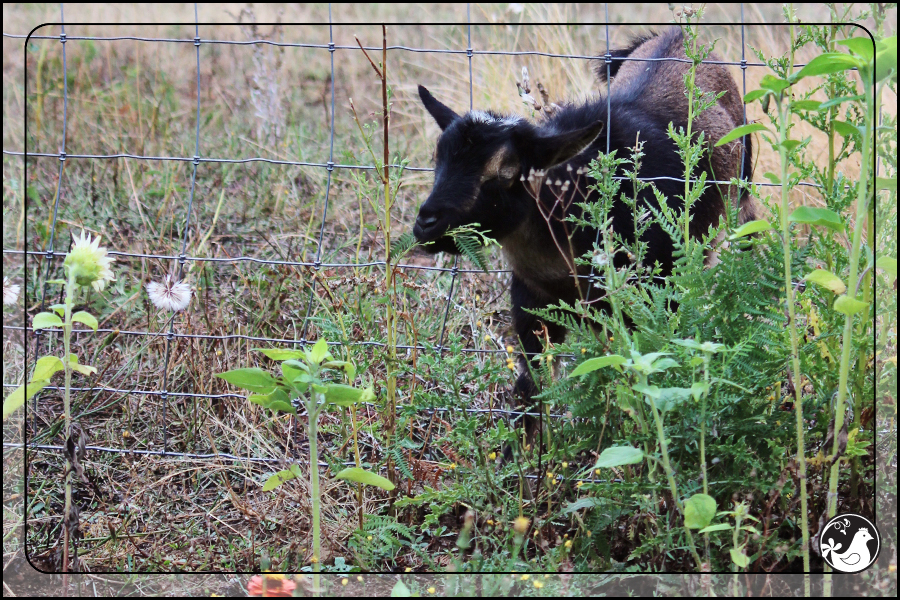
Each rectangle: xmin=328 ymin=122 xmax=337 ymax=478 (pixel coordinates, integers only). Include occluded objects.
xmin=435 ymin=4 xmax=473 ymax=352
xmin=299 ymin=5 xmax=337 ymax=345
xmin=582 ymin=5 xmax=613 ymax=305
xmin=29 ymin=7 xmax=70 ymax=434
xmin=159 ymin=5 xmax=204 ymax=453
xmin=739 ymin=4 xmax=749 ymax=223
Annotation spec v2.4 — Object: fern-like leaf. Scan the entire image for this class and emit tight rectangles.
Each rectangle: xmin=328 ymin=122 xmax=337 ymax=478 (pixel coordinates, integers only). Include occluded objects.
xmin=454 ymin=232 xmax=490 ymax=273
xmin=390 ymin=231 xmax=417 ymax=261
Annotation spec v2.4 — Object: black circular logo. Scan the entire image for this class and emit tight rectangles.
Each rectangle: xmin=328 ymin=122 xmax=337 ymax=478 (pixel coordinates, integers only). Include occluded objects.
xmin=820 ymin=513 xmax=880 ymax=573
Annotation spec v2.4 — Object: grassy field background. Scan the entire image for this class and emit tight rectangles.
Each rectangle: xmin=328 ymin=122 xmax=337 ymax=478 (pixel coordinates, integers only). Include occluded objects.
xmin=2 ymin=2 xmax=895 ymax=593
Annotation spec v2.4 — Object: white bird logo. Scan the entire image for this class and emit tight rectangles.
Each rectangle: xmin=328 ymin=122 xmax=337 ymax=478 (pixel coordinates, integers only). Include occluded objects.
xmin=822 ymin=527 xmax=874 ymax=573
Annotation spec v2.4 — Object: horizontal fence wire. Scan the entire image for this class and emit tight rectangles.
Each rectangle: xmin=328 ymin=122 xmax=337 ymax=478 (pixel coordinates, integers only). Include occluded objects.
xmin=4 ymin=6 xmax=800 ymax=467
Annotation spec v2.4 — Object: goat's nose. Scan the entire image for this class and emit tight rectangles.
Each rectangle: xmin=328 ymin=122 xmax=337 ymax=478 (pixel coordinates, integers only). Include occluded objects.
xmin=416 ymin=213 xmax=439 ymax=229
xmin=415 ymin=205 xmax=440 ymax=230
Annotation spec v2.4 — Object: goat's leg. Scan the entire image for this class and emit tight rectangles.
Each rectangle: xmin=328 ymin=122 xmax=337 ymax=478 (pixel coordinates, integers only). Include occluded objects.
xmin=507 ymin=276 xmax=567 ymax=459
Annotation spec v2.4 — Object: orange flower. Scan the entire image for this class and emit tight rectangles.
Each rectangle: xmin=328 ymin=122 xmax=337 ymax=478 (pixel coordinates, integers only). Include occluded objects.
xmin=246 ymin=574 xmax=296 ymax=597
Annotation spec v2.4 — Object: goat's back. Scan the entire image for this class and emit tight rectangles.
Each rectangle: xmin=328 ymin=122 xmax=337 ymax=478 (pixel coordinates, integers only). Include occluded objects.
xmin=609 ymin=28 xmax=757 ymax=224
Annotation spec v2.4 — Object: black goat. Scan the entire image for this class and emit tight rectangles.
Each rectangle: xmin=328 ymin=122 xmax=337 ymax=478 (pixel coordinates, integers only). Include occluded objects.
xmin=413 ymin=28 xmax=758 ymax=447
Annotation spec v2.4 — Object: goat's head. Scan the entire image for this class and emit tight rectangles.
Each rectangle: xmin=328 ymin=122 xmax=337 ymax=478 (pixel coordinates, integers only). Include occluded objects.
xmin=414 ymin=85 xmax=604 ymax=254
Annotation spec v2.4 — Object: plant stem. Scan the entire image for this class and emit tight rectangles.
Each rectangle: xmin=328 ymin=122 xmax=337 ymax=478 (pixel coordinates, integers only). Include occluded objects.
xmin=62 ymin=270 xmax=76 ymax=582
xmin=354 ymin=27 xmax=397 ymax=486
xmin=777 ymin=17 xmax=812 ymax=588
xmin=827 ymin=65 xmax=874 ymax=523
xmin=731 ymin=505 xmax=743 ymax=595
xmin=683 ymin=23 xmax=699 ymax=253
xmin=700 ymin=356 xmax=710 ymax=496
xmin=642 ymin=374 xmax=703 ymax=570
xmin=379 ymin=26 xmax=398 ymax=484
xmin=308 ymin=390 xmax=322 ymax=594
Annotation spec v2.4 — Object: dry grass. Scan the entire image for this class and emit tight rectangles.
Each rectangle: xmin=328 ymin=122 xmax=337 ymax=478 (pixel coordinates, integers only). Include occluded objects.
xmin=2 ymin=2 xmax=895 ymax=588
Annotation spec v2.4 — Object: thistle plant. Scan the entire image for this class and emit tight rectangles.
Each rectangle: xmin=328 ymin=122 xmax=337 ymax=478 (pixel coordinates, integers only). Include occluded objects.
xmin=3 ymin=230 xmax=114 ymax=577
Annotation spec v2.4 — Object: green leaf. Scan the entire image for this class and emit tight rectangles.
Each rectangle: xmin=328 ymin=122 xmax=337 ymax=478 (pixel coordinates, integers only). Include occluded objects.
xmin=454 ymin=232 xmax=490 ymax=273
xmin=255 ymin=348 xmax=306 ymax=361
xmin=262 ymin=467 xmax=301 ymax=491
xmin=817 ymin=94 xmax=864 ymax=110
xmin=834 ymin=294 xmax=868 ymax=316
xmin=68 ymin=357 xmax=97 ymax=376
xmin=268 ymin=400 xmax=297 ymax=414
xmin=389 ymin=231 xmax=417 ymax=259
xmin=216 ymin=368 xmax=277 ymax=393
xmin=323 ymin=384 xmax=375 ymax=407
xmin=832 ymin=120 xmax=860 ymax=139
xmin=728 ymin=219 xmax=772 ymax=240
xmin=788 ymin=206 xmax=844 ymax=232
xmin=322 ymin=360 xmax=348 ymax=370
xmin=390 ymin=579 xmax=412 ymax=598
xmin=32 ymin=356 xmax=64 ymax=382
xmin=779 ymin=139 xmax=803 ymax=153
xmin=562 ymin=497 xmax=605 ymax=514
xmin=249 ymin=388 xmax=295 ymax=414
xmin=335 ymin=467 xmax=396 ymax=491
xmin=3 ymin=379 xmax=49 ymax=420
xmin=343 ymin=362 xmax=357 ymax=382
xmin=790 ymin=100 xmax=822 ymax=112
xmin=283 ymin=359 xmax=310 ymax=373
xmin=281 ymin=361 xmax=304 ymax=383
xmin=307 ymin=339 xmax=331 ymax=365
xmin=875 ymin=36 xmax=897 ymax=83
xmin=763 ymin=172 xmax=781 ymax=185
xmin=837 ymin=37 xmax=875 ymax=61
xmin=730 ymin=548 xmax=750 ymax=568
xmin=593 ymin=446 xmax=643 ymax=468
xmin=651 ymin=357 xmax=679 ymax=372
xmin=32 ymin=312 xmax=63 ymax=329
xmin=804 ymin=269 xmax=847 ymax=295
xmin=632 ymin=382 xmax=660 ymax=399
xmin=569 ymin=354 xmax=626 ymax=377
xmin=714 ymin=123 xmax=770 ymax=147
xmin=758 ymin=73 xmax=790 ymax=93
xmin=699 ymin=523 xmax=733 ymax=534
xmin=48 ymin=303 xmax=66 ymax=316
xmin=653 ymin=386 xmax=693 ymax=412
xmin=876 ymin=177 xmax=896 ymax=192
xmin=684 ymin=493 xmax=717 ymax=529
xmin=793 ymin=52 xmax=863 ymax=81
xmin=875 ymin=256 xmax=897 ymax=280
xmin=690 ymin=381 xmax=710 ymax=402
xmin=743 ymin=89 xmax=769 ymax=103
xmin=741 ymin=525 xmax=762 ymax=535
xmin=71 ymin=311 xmax=98 ymax=331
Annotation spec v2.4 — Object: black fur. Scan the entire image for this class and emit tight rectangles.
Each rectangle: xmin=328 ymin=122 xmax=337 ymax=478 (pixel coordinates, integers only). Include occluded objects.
xmin=414 ymin=28 xmax=757 ymax=450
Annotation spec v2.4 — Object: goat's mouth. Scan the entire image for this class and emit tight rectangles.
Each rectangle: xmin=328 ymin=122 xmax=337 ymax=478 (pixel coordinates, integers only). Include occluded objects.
xmin=413 ymin=218 xmax=462 ymax=255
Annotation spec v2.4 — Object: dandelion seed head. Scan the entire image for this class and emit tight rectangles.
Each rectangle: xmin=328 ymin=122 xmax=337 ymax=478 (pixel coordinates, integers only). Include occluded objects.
xmin=3 ymin=277 xmax=20 ymax=306
xmin=146 ymin=275 xmax=192 ymax=312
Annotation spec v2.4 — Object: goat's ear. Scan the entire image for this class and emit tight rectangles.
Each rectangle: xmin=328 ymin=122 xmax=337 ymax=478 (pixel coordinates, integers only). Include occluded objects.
xmin=529 ymin=120 xmax=605 ymax=169
xmin=419 ymin=85 xmax=460 ymax=131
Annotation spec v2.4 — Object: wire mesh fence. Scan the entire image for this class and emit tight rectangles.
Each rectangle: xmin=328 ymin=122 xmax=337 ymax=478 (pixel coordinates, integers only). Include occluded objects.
xmin=3 ymin=6 xmax=826 ymax=469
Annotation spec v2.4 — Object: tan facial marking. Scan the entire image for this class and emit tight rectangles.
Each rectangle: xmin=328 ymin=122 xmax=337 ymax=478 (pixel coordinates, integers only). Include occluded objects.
xmin=481 ymin=146 xmax=510 ymax=183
